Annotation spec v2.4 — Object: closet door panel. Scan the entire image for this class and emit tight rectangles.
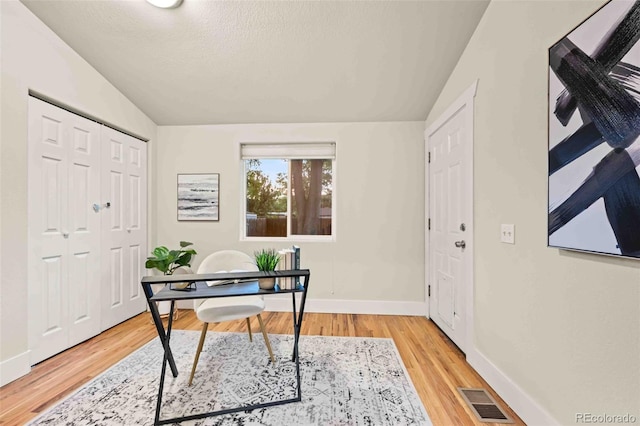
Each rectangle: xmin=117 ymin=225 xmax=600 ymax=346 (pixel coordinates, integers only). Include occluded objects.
xmin=101 ymin=127 xmax=147 ymax=330
xmin=125 ymin=139 xmax=146 ymax=304
xmin=101 ymin=127 xmax=128 ymax=330
xmin=28 ymin=98 xmax=70 ymax=364
xmin=67 ymin=115 xmax=101 ymax=346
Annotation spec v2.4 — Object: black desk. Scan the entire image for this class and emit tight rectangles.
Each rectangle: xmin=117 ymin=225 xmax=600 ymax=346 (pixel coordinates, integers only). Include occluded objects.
xmin=141 ymin=269 xmax=311 ymax=425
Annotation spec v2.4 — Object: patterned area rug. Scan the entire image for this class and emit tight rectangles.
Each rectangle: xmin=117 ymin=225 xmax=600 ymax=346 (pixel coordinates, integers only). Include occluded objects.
xmin=29 ymin=331 xmax=431 ymax=425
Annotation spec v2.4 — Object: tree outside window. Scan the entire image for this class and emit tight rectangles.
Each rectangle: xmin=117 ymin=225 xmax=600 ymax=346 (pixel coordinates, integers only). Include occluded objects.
xmin=291 ymin=159 xmax=332 ymax=236
xmin=245 ymin=158 xmax=333 ymax=238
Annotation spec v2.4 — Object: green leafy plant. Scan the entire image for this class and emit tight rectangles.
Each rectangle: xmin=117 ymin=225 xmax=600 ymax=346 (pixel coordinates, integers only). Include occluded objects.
xmin=145 ymin=241 xmax=197 ymax=275
xmin=254 ymin=248 xmax=280 ymax=271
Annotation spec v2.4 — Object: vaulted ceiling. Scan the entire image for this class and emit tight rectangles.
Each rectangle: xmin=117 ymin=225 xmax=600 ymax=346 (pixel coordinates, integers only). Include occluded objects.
xmin=21 ymin=0 xmax=489 ymax=125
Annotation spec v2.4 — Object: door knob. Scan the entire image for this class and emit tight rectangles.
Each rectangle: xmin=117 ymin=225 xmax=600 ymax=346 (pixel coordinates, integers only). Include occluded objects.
xmin=92 ymin=202 xmax=111 ymax=212
xmin=454 ymin=240 xmax=466 ymax=249
xmin=62 ymin=232 xmax=69 ymax=239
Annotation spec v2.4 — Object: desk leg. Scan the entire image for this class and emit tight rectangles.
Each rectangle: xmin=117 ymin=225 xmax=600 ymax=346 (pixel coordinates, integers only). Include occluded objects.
xmin=291 ymin=276 xmax=310 ymax=403
xmin=298 ymin=276 xmax=309 ymax=326
xmin=142 ymin=283 xmax=178 ymax=377
xmin=291 ymin=276 xmax=310 ymax=363
xmin=291 ymin=291 xmax=298 ymax=362
xmin=154 ymin=301 xmax=176 ymax=426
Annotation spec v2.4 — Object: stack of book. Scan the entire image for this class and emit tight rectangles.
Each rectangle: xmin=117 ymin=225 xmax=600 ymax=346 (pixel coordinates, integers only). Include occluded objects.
xmin=277 ymin=245 xmax=300 ymax=290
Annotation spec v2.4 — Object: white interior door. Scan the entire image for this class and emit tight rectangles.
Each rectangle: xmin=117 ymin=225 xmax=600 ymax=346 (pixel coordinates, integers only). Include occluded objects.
xmin=100 ymin=126 xmax=147 ymax=330
xmin=427 ymin=104 xmax=472 ymax=352
xmin=28 ymin=97 xmax=102 ymax=364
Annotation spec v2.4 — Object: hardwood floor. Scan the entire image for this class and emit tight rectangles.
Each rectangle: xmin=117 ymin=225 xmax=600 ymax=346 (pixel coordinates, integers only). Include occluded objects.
xmin=0 ymin=311 xmax=524 ymax=425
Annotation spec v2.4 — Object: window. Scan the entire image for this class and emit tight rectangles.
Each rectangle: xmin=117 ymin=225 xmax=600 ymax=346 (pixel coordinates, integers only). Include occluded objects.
xmin=241 ymin=142 xmax=335 ymax=239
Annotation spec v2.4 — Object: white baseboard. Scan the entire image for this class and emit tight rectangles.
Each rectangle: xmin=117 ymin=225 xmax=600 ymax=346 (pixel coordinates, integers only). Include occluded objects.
xmin=0 ymin=350 xmax=31 ymax=387
xmin=467 ymin=347 xmax=558 ymax=425
xmin=264 ymin=297 xmax=428 ymax=316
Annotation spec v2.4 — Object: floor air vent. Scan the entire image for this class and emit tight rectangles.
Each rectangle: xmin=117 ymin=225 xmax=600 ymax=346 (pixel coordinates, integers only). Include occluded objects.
xmin=458 ymin=388 xmax=514 ymax=423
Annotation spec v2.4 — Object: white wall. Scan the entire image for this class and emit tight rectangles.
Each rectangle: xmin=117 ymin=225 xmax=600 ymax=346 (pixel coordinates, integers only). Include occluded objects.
xmin=0 ymin=0 xmax=157 ymax=384
xmin=156 ymin=122 xmax=426 ymax=311
xmin=426 ymin=1 xmax=640 ymax=424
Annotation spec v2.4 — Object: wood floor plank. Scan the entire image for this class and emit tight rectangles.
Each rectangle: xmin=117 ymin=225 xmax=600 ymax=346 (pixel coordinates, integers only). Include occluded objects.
xmin=0 ymin=311 xmax=524 ymax=425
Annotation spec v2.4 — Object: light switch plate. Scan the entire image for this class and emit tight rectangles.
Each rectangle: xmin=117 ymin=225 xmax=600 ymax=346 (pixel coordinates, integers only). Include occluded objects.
xmin=501 ymin=224 xmax=515 ymax=244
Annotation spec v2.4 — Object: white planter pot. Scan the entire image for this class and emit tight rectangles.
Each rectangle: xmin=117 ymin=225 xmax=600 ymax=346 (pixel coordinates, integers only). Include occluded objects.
xmin=258 ymin=277 xmax=276 ymax=290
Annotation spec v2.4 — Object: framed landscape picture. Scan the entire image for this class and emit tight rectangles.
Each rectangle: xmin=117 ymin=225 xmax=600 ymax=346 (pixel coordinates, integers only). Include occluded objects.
xmin=548 ymin=0 xmax=640 ymax=259
xmin=177 ymin=173 xmax=219 ymax=221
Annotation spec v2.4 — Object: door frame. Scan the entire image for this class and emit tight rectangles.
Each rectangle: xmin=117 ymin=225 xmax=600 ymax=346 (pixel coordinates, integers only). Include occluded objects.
xmin=425 ymin=79 xmax=477 ymax=353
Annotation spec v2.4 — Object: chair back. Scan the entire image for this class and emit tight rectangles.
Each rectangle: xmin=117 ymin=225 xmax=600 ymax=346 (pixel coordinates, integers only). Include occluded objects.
xmin=194 ymin=250 xmax=258 ymax=309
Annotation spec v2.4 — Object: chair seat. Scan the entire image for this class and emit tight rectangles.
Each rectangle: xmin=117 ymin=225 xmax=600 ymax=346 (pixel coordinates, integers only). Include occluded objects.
xmin=196 ymin=295 xmax=265 ymax=323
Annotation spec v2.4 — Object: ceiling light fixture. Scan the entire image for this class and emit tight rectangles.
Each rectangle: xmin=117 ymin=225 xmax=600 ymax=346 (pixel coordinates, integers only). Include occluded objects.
xmin=146 ymin=0 xmax=183 ymax=9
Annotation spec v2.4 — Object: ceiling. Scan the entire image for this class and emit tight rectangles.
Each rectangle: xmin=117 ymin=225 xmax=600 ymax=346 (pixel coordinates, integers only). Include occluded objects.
xmin=20 ymin=0 xmax=489 ymax=126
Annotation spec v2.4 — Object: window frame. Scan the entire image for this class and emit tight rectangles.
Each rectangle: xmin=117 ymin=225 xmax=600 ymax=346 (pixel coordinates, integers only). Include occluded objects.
xmin=239 ymin=141 xmax=337 ymax=242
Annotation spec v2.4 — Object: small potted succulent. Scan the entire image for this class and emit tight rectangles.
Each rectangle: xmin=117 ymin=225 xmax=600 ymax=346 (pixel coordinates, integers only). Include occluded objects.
xmin=254 ymin=248 xmax=280 ymax=290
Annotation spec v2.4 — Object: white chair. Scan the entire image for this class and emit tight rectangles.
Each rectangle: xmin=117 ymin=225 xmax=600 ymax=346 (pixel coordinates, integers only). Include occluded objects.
xmin=188 ymin=250 xmax=275 ymax=386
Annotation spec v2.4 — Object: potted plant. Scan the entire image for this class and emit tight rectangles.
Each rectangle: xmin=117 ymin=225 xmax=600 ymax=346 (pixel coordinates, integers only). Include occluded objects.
xmin=254 ymin=248 xmax=280 ymax=290
xmin=146 ymin=241 xmax=197 ymax=291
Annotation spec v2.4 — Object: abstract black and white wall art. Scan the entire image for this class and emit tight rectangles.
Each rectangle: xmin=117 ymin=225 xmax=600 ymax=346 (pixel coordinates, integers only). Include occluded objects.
xmin=177 ymin=173 xmax=219 ymax=221
xmin=548 ymin=0 xmax=640 ymax=258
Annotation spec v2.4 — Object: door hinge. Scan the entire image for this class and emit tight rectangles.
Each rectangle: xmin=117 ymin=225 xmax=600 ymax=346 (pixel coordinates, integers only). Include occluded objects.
xmin=428 ymin=218 xmax=431 ymax=230
xmin=428 ymin=151 xmax=431 ymax=163
xmin=428 ymin=284 xmax=431 ymax=297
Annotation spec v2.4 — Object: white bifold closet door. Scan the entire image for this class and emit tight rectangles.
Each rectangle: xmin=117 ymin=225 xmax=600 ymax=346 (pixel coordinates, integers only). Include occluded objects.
xmin=28 ymin=97 xmax=147 ymax=365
